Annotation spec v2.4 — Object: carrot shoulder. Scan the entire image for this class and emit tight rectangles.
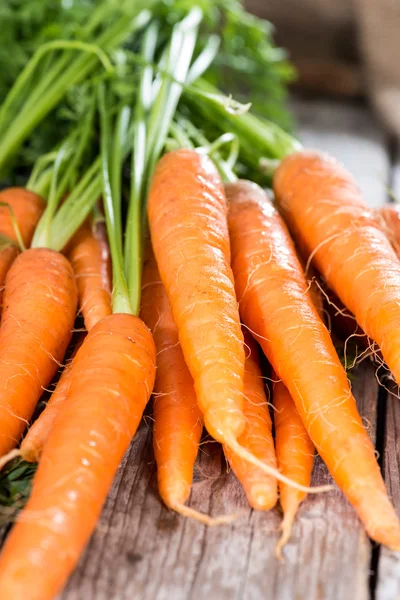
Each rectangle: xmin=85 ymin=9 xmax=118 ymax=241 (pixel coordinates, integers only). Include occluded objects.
xmin=0 ymin=314 xmax=156 ymax=600
xmin=224 ymin=330 xmax=278 ymax=510
xmin=226 ymin=178 xmax=400 ymax=550
xmin=141 ymin=248 xmax=205 ymax=520
xmin=67 ymin=218 xmax=112 ymax=331
xmin=376 ymin=204 xmax=400 ymax=259
xmin=0 ymin=187 xmax=45 ymax=308
xmin=0 ymin=248 xmax=77 ymax=457
xmin=273 ymin=151 xmax=400 ymax=388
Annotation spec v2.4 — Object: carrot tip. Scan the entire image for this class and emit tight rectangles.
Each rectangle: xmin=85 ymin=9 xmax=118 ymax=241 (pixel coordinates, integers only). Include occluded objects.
xmin=0 ymin=449 xmax=21 ymax=471
xmin=170 ymin=502 xmax=240 ymax=526
xmin=224 ymin=436 xmax=332 ymax=495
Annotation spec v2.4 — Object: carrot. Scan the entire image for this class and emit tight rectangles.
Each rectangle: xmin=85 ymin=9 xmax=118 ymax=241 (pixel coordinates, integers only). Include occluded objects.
xmin=273 ymin=151 xmax=400 ymax=386
xmin=141 ymin=248 xmax=217 ymax=522
xmin=148 ymin=149 xmax=328 ymax=493
xmin=376 ymin=204 xmax=400 ymax=258
xmin=12 ymin=335 xmax=85 ymax=465
xmin=0 ymin=314 xmax=156 ymax=600
xmin=224 ymin=329 xmax=278 ymax=510
xmin=67 ymin=217 xmax=112 ymax=331
xmin=226 ymin=178 xmax=400 ymax=549
xmin=273 ymin=377 xmax=315 ymax=558
xmin=0 ymin=187 xmax=45 ymax=307
xmin=0 ymin=248 xmax=77 ymax=458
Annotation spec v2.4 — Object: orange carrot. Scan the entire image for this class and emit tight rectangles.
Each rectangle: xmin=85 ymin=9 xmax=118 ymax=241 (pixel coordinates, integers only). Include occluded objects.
xmin=67 ymin=217 xmax=112 ymax=331
xmin=16 ymin=335 xmax=85 ymax=464
xmin=224 ymin=329 xmax=278 ymax=510
xmin=0 ymin=314 xmax=156 ymax=600
xmin=140 ymin=248 xmax=206 ymax=521
xmin=273 ymin=151 xmax=400 ymax=387
xmin=226 ymin=178 xmax=400 ymax=549
xmin=273 ymin=378 xmax=314 ymax=558
xmin=376 ymin=204 xmax=400 ymax=259
xmin=148 ymin=149 xmax=328 ymax=492
xmin=0 ymin=187 xmax=45 ymax=308
xmin=0 ymin=248 xmax=77 ymax=458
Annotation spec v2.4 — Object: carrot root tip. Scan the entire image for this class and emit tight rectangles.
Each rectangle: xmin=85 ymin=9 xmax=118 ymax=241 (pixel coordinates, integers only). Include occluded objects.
xmin=224 ymin=436 xmax=332 ymax=495
xmin=170 ymin=502 xmax=239 ymax=526
xmin=0 ymin=449 xmax=21 ymax=471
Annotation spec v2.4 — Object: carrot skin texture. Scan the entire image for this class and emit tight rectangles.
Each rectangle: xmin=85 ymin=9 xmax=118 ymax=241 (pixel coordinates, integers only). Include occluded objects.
xmin=273 ymin=151 xmax=400 ymax=387
xmin=376 ymin=204 xmax=400 ymax=259
xmin=141 ymin=249 xmax=203 ymax=508
xmin=0 ymin=314 xmax=156 ymax=600
xmin=274 ymin=378 xmax=314 ymax=552
xmin=0 ymin=248 xmax=77 ymax=456
xmin=148 ymin=149 xmax=245 ymax=443
xmin=67 ymin=218 xmax=112 ymax=331
xmin=226 ymin=179 xmax=400 ymax=549
xmin=0 ymin=188 xmax=45 ymax=308
xmin=20 ymin=336 xmax=85 ymax=463
xmin=224 ymin=330 xmax=278 ymax=510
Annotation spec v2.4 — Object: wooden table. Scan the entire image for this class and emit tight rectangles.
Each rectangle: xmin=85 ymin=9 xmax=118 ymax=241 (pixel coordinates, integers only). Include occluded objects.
xmin=7 ymin=96 xmax=400 ymax=600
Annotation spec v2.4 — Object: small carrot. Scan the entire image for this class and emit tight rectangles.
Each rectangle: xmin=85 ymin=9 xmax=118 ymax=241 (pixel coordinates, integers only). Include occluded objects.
xmin=273 ymin=377 xmax=315 ymax=558
xmin=67 ymin=217 xmax=112 ymax=331
xmin=148 ymin=149 xmax=328 ymax=493
xmin=141 ymin=248 xmax=229 ymax=524
xmin=273 ymin=151 xmax=400 ymax=389
xmin=0 ymin=187 xmax=45 ymax=307
xmin=13 ymin=335 xmax=85 ymax=465
xmin=226 ymin=178 xmax=400 ymax=550
xmin=0 ymin=248 xmax=77 ymax=457
xmin=224 ymin=329 xmax=278 ymax=510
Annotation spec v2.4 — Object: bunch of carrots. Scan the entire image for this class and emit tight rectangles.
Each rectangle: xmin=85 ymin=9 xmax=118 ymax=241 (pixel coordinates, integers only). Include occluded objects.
xmin=0 ymin=2 xmax=399 ymax=599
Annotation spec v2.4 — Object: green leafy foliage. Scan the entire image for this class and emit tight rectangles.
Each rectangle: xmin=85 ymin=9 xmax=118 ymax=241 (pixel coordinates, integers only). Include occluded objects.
xmin=0 ymin=458 xmax=36 ymax=524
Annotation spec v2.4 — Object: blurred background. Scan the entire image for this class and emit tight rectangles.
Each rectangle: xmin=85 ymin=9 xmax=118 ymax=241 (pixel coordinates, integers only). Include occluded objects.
xmin=246 ymin=0 xmax=400 ymax=137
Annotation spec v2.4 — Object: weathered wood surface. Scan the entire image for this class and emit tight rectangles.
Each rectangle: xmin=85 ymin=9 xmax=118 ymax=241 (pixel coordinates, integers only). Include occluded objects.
xmin=57 ymin=98 xmax=394 ymax=600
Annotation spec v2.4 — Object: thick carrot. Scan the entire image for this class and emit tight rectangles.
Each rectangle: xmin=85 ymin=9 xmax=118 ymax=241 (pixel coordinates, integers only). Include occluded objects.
xmin=0 ymin=248 xmax=77 ymax=458
xmin=226 ymin=178 xmax=400 ymax=549
xmin=0 ymin=187 xmax=45 ymax=307
xmin=16 ymin=335 xmax=85 ymax=464
xmin=273 ymin=378 xmax=314 ymax=558
xmin=224 ymin=329 xmax=278 ymax=510
xmin=376 ymin=204 xmax=400 ymax=259
xmin=141 ymin=249 xmax=223 ymax=523
xmin=273 ymin=151 xmax=400 ymax=387
xmin=0 ymin=314 xmax=156 ymax=600
xmin=148 ymin=149 xmax=327 ymax=492
xmin=67 ymin=217 xmax=112 ymax=331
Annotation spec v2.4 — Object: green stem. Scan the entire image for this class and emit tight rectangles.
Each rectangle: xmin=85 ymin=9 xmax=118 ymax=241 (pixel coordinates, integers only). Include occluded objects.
xmin=125 ymin=21 xmax=159 ymax=314
xmin=98 ymin=84 xmax=132 ymax=315
xmin=0 ymin=10 xmax=151 ymax=173
xmin=111 ymin=105 xmax=131 ymax=258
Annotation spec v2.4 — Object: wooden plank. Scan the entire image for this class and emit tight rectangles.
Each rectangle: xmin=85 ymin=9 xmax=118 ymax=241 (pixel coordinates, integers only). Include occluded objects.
xmin=291 ymin=96 xmax=389 ymax=208
xmin=376 ymin=378 xmax=400 ymax=600
xmin=59 ymin=366 xmax=377 ymax=600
